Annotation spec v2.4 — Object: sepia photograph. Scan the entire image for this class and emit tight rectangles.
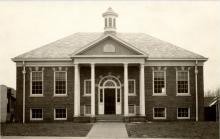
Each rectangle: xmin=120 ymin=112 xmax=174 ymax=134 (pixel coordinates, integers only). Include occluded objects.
xmin=0 ymin=1 xmax=219 ymax=139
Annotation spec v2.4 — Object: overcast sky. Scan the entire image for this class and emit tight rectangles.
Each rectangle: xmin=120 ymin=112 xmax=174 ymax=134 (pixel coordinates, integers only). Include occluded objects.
xmin=0 ymin=1 xmax=219 ymax=92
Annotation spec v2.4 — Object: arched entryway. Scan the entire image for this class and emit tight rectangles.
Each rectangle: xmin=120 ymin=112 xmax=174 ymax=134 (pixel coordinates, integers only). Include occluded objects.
xmin=98 ymin=75 xmax=121 ymax=115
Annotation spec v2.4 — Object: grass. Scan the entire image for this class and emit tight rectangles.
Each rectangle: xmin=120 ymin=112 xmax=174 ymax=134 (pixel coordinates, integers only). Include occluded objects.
xmin=126 ymin=121 xmax=219 ymax=139
xmin=1 ymin=122 xmax=93 ymax=136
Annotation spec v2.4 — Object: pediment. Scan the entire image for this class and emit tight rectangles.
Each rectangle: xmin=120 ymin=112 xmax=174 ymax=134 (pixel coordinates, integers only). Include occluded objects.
xmin=72 ymin=35 xmax=147 ymax=56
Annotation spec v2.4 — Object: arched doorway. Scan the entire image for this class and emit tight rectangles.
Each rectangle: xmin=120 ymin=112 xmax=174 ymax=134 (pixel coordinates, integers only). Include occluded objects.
xmin=98 ymin=75 xmax=121 ymax=115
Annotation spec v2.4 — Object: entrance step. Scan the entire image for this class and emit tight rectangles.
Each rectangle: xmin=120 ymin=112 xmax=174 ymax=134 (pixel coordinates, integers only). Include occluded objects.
xmin=96 ymin=115 xmax=124 ymax=122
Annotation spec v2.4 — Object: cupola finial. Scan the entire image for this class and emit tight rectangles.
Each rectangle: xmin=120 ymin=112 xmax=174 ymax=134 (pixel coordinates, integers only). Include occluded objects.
xmin=102 ymin=7 xmax=118 ymax=34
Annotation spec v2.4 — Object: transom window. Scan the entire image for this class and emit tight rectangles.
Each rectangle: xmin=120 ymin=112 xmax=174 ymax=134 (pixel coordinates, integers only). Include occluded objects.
xmin=128 ymin=79 xmax=136 ymax=95
xmin=177 ymin=108 xmax=190 ymax=119
xmin=54 ymin=71 xmax=67 ymax=95
xmin=153 ymin=107 xmax=166 ymax=119
xmin=30 ymin=108 xmax=43 ymax=120
xmin=84 ymin=79 xmax=91 ymax=95
xmin=31 ymin=71 xmax=43 ymax=96
xmin=54 ymin=108 xmax=67 ymax=120
xmin=153 ymin=71 xmax=166 ymax=95
xmin=177 ymin=71 xmax=189 ymax=95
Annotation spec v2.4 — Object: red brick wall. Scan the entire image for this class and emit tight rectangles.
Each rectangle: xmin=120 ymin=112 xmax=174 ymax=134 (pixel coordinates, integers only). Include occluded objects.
xmin=15 ymin=65 xmax=204 ymax=122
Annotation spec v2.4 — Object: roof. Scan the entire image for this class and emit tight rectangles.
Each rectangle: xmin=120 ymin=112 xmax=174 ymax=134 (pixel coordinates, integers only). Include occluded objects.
xmin=13 ymin=32 xmax=207 ymax=61
xmin=204 ymin=97 xmax=219 ymax=107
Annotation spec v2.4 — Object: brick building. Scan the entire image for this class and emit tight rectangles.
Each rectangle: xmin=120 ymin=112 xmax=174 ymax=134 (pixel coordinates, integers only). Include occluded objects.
xmin=12 ymin=8 xmax=207 ymax=123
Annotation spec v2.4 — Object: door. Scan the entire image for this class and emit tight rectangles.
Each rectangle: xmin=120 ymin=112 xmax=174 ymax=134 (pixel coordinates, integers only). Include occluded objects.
xmin=104 ymin=89 xmax=115 ymax=114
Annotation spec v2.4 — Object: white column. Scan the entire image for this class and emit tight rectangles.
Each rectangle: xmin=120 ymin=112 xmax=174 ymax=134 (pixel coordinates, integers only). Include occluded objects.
xmin=91 ymin=63 xmax=95 ymax=116
xmin=140 ymin=63 xmax=145 ymax=116
xmin=195 ymin=60 xmax=198 ymax=121
xmin=74 ymin=64 xmax=80 ymax=117
xmin=124 ymin=63 xmax=128 ymax=116
xmin=22 ymin=61 xmax=26 ymax=123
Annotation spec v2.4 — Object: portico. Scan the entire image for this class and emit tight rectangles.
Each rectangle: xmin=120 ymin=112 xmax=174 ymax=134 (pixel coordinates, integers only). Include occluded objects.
xmin=73 ymin=60 xmax=146 ymax=117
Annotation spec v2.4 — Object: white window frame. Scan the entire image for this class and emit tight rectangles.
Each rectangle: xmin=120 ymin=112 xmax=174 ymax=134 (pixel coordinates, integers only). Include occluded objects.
xmin=54 ymin=108 xmax=67 ymax=120
xmin=128 ymin=79 xmax=136 ymax=96
xmin=152 ymin=70 xmax=166 ymax=96
xmin=177 ymin=107 xmax=190 ymax=119
xmin=153 ymin=107 xmax=167 ymax=119
xmin=84 ymin=79 xmax=91 ymax=96
xmin=30 ymin=71 xmax=43 ymax=97
xmin=84 ymin=105 xmax=91 ymax=116
xmin=176 ymin=70 xmax=190 ymax=96
xmin=128 ymin=104 xmax=136 ymax=115
xmin=30 ymin=108 xmax=43 ymax=121
xmin=54 ymin=71 xmax=67 ymax=97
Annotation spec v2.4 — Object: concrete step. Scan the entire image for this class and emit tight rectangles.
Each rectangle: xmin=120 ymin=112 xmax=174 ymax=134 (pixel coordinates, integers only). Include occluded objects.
xmin=96 ymin=115 xmax=124 ymax=122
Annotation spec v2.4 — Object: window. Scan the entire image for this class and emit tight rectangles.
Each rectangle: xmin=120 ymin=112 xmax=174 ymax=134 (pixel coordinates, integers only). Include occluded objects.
xmin=177 ymin=71 xmax=189 ymax=95
xmin=54 ymin=108 xmax=67 ymax=120
xmin=84 ymin=80 xmax=91 ymax=95
xmin=105 ymin=18 xmax=107 ymax=27
xmin=177 ymin=108 xmax=190 ymax=119
xmin=30 ymin=108 xmax=43 ymax=120
xmin=129 ymin=104 xmax=136 ymax=115
xmin=117 ymin=89 xmax=120 ymax=102
xmin=54 ymin=71 xmax=67 ymax=96
xmin=153 ymin=107 xmax=166 ymax=119
xmin=128 ymin=79 xmax=136 ymax=95
xmin=31 ymin=71 xmax=43 ymax=96
xmin=100 ymin=89 xmax=103 ymax=103
xmin=153 ymin=71 xmax=166 ymax=95
xmin=84 ymin=105 xmax=91 ymax=115
xmin=109 ymin=18 xmax=112 ymax=27
xmin=113 ymin=18 xmax=116 ymax=27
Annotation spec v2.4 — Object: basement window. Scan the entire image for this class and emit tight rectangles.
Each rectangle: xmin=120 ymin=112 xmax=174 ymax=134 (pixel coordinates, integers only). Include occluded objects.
xmin=30 ymin=108 xmax=43 ymax=120
xmin=177 ymin=107 xmax=190 ymax=119
xmin=153 ymin=107 xmax=166 ymax=119
xmin=54 ymin=108 xmax=67 ymax=120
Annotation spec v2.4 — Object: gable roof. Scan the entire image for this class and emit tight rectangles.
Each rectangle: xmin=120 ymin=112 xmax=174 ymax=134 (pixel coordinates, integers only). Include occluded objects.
xmin=13 ymin=32 xmax=207 ymax=61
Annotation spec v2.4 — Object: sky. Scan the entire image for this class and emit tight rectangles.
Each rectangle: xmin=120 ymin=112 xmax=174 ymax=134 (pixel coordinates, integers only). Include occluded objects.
xmin=0 ymin=1 xmax=220 ymax=93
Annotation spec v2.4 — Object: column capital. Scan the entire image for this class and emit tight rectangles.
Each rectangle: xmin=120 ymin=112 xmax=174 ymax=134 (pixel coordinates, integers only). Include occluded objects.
xmin=91 ymin=63 xmax=95 ymax=66
xmin=123 ymin=62 xmax=128 ymax=67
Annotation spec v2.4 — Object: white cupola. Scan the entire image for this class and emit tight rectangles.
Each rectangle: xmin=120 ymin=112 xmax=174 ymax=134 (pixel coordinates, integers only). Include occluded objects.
xmin=102 ymin=7 xmax=118 ymax=34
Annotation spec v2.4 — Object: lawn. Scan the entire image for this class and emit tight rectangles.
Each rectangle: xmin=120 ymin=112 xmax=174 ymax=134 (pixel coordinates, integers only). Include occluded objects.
xmin=1 ymin=122 xmax=93 ymax=136
xmin=126 ymin=121 xmax=219 ymax=139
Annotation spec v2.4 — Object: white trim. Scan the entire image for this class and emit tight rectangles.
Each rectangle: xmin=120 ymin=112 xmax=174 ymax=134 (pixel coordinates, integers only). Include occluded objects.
xmin=30 ymin=71 xmax=44 ymax=97
xmin=153 ymin=107 xmax=167 ymax=120
xmin=176 ymin=70 xmax=190 ymax=96
xmin=152 ymin=70 xmax=166 ymax=96
xmin=30 ymin=108 xmax=43 ymax=121
xmin=73 ymin=55 xmax=147 ymax=58
xmin=12 ymin=58 xmax=72 ymax=62
xmin=148 ymin=58 xmax=208 ymax=61
xmin=54 ymin=71 xmax=68 ymax=97
xmin=71 ymin=34 xmax=148 ymax=56
xmin=128 ymin=79 xmax=136 ymax=96
xmin=128 ymin=104 xmax=136 ymax=116
xmin=84 ymin=79 xmax=91 ymax=96
xmin=54 ymin=108 xmax=67 ymax=120
xmin=177 ymin=107 xmax=190 ymax=119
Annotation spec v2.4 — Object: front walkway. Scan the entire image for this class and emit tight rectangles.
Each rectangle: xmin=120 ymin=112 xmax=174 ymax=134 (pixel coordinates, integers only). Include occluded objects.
xmin=87 ymin=122 xmax=128 ymax=138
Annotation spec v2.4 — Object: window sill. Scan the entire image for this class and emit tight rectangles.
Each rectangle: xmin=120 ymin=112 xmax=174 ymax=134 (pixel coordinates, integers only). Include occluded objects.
xmin=153 ymin=93 xmax=167 ymax=96
xmin=30 ymin=118 xmax=43 ymax=121
xmin=176 ymin=93 xmax=191 ymax=96
xmin=153 ymin=117 xmax=166 ymax=120
xmin=177 ymin=117 xmax=190 ymax=119
xmin=54 ymin=118 xmax=67 ymax=120
xmin=128 ymin=94 xmax=136 ymax=96
xmin=54 ymin=94 xmax=68 ymax=97
xmin=30 ymin=94 xmax=44 ymax=97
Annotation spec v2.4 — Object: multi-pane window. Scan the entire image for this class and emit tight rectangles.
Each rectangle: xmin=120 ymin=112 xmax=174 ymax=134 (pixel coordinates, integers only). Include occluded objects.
xmin=55 ymin=72 xmax=67 ymax=95
xmin=109 ymin=18 xmax=112 ymax=27
xmin=31 ymin=108 xmax=43 ymax=120
xmin=177 ymin=108 xmax=190 ymax=119
xmin=31 ymin=71 xmax=43 ymax=95
xmin=84 ymin=105 xmax=91 ymax=115
xmin=117 ymin=89 xmax=120 ymax=102
xmin=153 ymin=71 xmax=166 ymax=95
xmin=54 ymin=108 xmax=67 ymax=120
xmin=153 ymin=107 xmax=166 ymax=119
xmin=128 ymin=79 xmax=135 ymax=95
xmin=177 ymin=71 xmax=189 ymax=94
xmin=129 ymin=104 xmax=136 ymax=115
xmin=84 ymin=80 xmax=91 ymax=95
xmin=100 ymin=89 xmax=103 ymax=103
